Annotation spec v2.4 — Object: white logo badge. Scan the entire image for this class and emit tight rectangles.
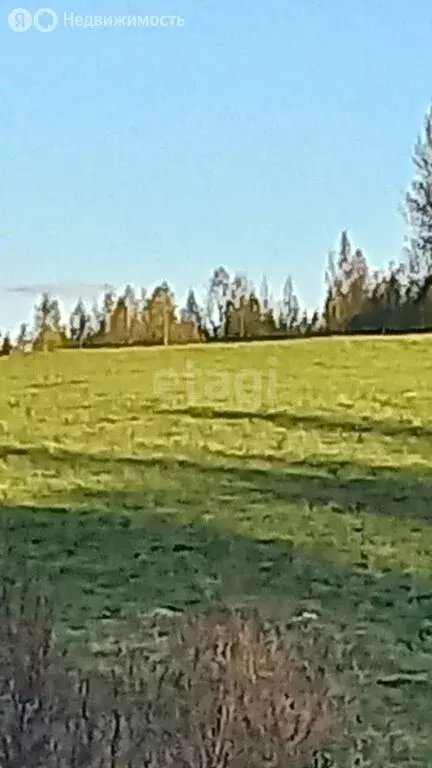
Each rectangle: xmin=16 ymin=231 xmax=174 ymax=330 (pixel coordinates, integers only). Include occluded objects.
xmin=8 ymin=7 xmax=58 ymax=32
xmin=8 ymin=8 xmax=32 ymax=31
xmin=33 ymin=7 xmax=58 ymax=32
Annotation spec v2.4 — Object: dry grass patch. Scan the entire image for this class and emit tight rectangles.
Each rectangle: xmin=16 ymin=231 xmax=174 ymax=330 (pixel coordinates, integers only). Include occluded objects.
xmin=0 ymin=588 xmax=357 ymax=767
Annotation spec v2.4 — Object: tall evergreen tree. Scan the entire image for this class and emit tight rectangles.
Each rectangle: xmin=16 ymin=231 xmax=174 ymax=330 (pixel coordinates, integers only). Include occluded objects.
xmin=406 ymin=105 xmax=432 ymax=280
xmin=280 ymin=276 xmax=300 ymax=332
xmin=109 ymin=296 xmax=129 ymax=343
xmin=323 ymin=246 xmax=343 ymax=331
xmin=323 ymin=232 xmax=369 ymax=331
xmin=0 ymin=333 xmax=11 ymax=356
xmin=99 ymin=290 xmax=115 ymax=335
xmin=123 ymin=284 xmax=139 ymax=328
xmin=259 ymin=276 xmax=269 ymax=313
xmin=206 ymin=267 xmax=231 ymax=338
xmin=16 ymin=323 xmax=29 ymax=350
xmin=183 ymin=288 xmax=206 ymax=338
xmin=69 ymin=299 xmax=89 ymax=346
xmin=227 ymin=274 xmax=251 ymax=338
xmin=33 ymin=293 xmax=65 ymax=351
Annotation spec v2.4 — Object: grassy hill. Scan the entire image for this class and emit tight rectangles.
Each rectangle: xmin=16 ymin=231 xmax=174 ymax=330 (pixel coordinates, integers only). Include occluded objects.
xmin=1 ymin=337 xmax=432 ymax=764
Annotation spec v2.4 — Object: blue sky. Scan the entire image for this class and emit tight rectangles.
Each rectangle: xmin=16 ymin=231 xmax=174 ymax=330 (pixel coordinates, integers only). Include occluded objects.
xmin=1 ymin=0 xmax=432 ymax=335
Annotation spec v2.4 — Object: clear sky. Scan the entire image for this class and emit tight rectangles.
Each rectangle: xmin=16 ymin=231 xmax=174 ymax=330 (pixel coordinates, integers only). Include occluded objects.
xmin=1 ymin=0 xmax=432 ymax=335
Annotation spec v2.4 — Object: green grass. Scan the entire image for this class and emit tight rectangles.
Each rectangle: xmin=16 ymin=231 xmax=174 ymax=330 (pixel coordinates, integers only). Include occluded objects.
xmin=1 ymin=337 xmax=432 ymax=764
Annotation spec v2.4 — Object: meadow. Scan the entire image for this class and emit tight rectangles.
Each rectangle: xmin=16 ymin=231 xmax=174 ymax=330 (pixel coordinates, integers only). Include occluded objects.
xmin=1 ymin=337 xmax=432 ymax=765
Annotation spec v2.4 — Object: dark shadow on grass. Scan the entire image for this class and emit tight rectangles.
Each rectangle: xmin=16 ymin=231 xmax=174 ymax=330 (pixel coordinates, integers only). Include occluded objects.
xmin=1 ymin=442 xmax=432 ymax=524
xmin=0 ymin=499 xmax=431 ymax=643
xmin=154 ymin=405 xmax=432 ymax=439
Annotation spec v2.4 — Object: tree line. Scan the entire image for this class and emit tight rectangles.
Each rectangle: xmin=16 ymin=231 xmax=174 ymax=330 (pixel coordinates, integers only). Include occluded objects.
xmin=2 ymin=105 xmax=432 ymax=355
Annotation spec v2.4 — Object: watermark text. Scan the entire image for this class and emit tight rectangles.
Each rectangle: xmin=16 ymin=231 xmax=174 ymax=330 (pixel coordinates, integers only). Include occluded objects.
xmin=8 ymin=8 xmax=185 ymax=32
xmin=153 ymin=357 xmax=278 ymax=412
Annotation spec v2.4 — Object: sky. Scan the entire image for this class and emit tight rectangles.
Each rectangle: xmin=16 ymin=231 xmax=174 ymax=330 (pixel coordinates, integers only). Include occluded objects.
xmin=1 ymin=0 xmax=432 ymax=335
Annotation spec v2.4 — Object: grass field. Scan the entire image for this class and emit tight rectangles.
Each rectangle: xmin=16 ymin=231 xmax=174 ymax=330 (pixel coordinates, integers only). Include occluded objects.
xmin=1 ymin=337 xmax=432 ymax=765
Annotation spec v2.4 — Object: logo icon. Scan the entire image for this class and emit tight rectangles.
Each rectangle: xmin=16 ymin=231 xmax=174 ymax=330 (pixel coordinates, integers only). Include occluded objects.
xmin=33 ymin=7 xmax=57 ymax=31
xmin=7 ymin=6 xmax=58 ymax=32
xmin=8 ymin=7 xmax=32 ymax=31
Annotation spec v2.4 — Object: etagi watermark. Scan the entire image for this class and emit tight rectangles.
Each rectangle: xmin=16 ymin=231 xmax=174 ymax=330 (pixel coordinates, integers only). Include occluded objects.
xmin=7 ymin=8 xmax=185 ymax=32
xmin=153 ymin=358 xmax=278 ymax=411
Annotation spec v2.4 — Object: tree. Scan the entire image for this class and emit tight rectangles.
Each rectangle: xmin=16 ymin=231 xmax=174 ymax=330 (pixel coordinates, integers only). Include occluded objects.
xmin=323 ymin=232 xmax=369 ymax=331
xmin=206 ymin=267 xmax=231 ymax=338
xmin=258 ymin=276 xmax=278 ymax=335
xmin=309 ymin=309 xmax=320 ymax=332
xmin=182 ymin=288 xmax=207 ymax=338
xmin=161 ymin=281 xmax=173 ymax=346
xmin=259 ymin=276 xmax=269 ymax=314
xmin=245 ymin=293 xmax=264 ymax=337
xmin=145 ymin=282 xmax=176 ymax=346
xmin=109 ymin=296 xmax=129 ymax=343
xmin=34 ymin=293 xmax=59 ymax=335
xmin=98 ymin=290 xmax=115 ymax=335
xmin=123 ymin=284 xmax=139 ymax=332
xmin=333 ymin=230 xmax=353 ymax=330
xmin=0 ymin=334 xmax=11 ymax=356
xmin=16 ymin=323 xmax=29 ymax=351
xmin=298 ymin=309 xmax=309 ymax=335
xmin=280 ymin=276 xmax=300 ymax=332
xmin=350 ymin=263 xmax=403 ymax=332
xmin=33 ymin=293 xmax=65 ymax=352
xmin=344 ymin=248 xmax=369 ymax=326
xmin=69 ymin=299 xmax=90 ymax=346
xmin=406 ymin=105 xmax=432 ymax=280
xmin=226 ymin=274 xmax=251 ymax=338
